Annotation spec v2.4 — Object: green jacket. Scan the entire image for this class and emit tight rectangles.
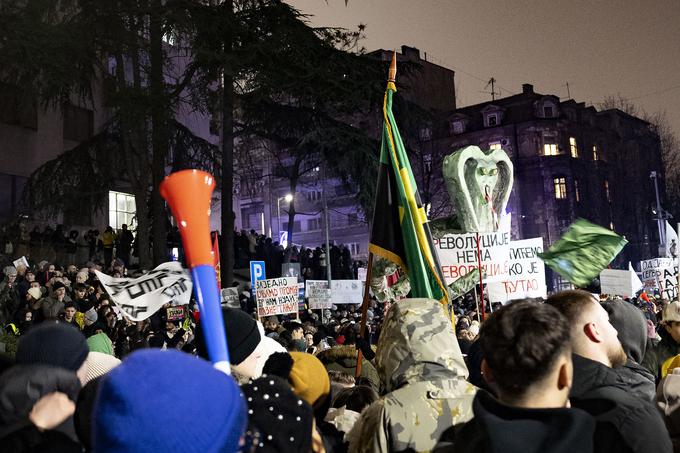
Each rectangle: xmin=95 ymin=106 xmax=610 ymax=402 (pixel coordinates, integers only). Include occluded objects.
xmin=316 ymin=345 xmax=380 ymax=393
xmin=642 ymin=328 xmax=680 ymax=382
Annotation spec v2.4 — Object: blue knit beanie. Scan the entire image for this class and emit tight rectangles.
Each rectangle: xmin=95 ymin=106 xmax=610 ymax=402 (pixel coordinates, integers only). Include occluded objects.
xmin=92 ymin=349 xmax=247 ymax=453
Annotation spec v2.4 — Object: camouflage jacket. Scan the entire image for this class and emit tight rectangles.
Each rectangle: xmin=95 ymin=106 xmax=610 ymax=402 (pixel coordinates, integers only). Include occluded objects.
xmin=349 ymin=298 xmax=476 ymax=453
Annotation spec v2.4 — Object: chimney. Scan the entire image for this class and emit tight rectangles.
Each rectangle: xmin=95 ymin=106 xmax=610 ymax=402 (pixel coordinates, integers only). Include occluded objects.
xmin=522 ymin=83 xmax=534 ymax=94
xmin=401 ymin=45 xmax=421 ymax=61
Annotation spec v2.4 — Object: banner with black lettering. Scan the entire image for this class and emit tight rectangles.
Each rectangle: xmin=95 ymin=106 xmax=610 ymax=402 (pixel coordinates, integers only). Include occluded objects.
xmin=434 ymin=230 xmax=511 ymax=284
xmin=95 ymin=262 xmax=193 ymax=321
xmin=486 ymin=238 xmax=547 ymax=303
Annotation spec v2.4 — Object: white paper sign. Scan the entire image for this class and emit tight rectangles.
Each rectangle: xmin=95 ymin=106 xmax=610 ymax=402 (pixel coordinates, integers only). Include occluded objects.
xmin=330 ymin=280 xmax=363 ymax=305
xmin=487 ymin=238 xmax=547 ymax=303
xmin=600 ymin=268 xmax=643 ymax=298
xmin=12 ymin=256 xmax=28 ymax=269
xmin=306 ymin=280 xmax=332 ymax=310
xmin=357 ymin=267 xmax=367 ymax=283
xmin=255 ymin=277 xmax=299 ymax=317
xmin=95 ymin=262 xmax=192 ymax=321
xmin=435 ymin=230 xmax=511 ymax=284
xmin=640 ymin=258 xmax=674 ymax=291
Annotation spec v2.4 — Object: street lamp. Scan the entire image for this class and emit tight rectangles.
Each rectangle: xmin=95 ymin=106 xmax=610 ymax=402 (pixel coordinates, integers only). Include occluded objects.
xmin=277 ymin=193 xmax=293 ymax=244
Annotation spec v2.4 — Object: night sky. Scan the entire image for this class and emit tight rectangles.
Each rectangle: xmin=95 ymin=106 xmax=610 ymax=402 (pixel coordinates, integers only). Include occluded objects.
xmin=290 ymin=0 xmax=680 ymax=137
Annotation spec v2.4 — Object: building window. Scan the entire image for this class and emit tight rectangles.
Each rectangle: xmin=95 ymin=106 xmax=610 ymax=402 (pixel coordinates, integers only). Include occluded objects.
xmin=451 ymin=121 xmax=464 ymax=134
xmin=553 ymin=177 xmax=567 ymax=199
xmin=282 ymin=221 xmax=302 ymax=233
xmin=423 ymin=154 xmax=432 ymax=173
xmin=592 ymin=145 xmax=599 ymax=161
xmin=574 ymin=179 xmax=581 ymax=202
xmin=109 ymin=191 xmax=136 ymax=230
xmin=489 ymin=141 xmax=502 ymax=150
xmin=63 ymin=104 xmax=93 ymax=142
xmin=307 ymin=218 xmax=321 ymax=231
xmin=0 ymin=83 xmax=37 ymax=130
xmin=305 ymin=190 xmax=322 ymax=202
xmin=569 ymin=137 xmax=579 ymax=158
xmin=486 ymin=113 xmax=498 ymax=127
xmin=544 ymin=143 xmax=559 ymax=156
xmin=544 ymin=105 xmax=554 ymax=118
xmin=348 ymin=243 xmax=361 ymax=255
xmin=604 ymin=180 xmax=611 ymax=202
xmin=419 ymin=126 xmax=432 ymax=141
xmin=347 ymin=213 xmax=359 ymax=225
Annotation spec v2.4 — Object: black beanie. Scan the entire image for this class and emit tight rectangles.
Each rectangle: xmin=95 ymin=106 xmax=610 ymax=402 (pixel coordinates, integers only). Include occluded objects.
xmin=16 ymin=322 xmax=89 ymax=371
xmin=196 ymin=307 xmax=261 ymax=365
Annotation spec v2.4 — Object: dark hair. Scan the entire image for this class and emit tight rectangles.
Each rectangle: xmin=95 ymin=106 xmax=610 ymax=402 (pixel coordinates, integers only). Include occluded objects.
xmin=332 ymin=385 xmax=378 ymax=413
xmin=283 ymin=321 xmax=303 ymax=333
xmin=546 ymin=290 xmax=596 ymax=325
xmin=479 ymin=299 xmax=571 ymax=396
xmin=64 ymin=301 xmax=77 ymax=310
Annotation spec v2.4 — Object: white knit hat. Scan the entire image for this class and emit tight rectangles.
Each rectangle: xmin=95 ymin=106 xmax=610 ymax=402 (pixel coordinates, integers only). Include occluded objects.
xmin=84 ymin=351 xmax=121 ymax=384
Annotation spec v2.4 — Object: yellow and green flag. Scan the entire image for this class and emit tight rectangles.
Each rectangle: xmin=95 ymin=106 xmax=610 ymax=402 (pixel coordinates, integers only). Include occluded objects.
xmin=368 ymin=55 xmax=448 ymax=306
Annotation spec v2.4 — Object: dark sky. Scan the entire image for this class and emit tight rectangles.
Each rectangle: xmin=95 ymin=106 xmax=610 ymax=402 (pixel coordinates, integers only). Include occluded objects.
xmin=290 ymin=0 xmax=680 ymax=137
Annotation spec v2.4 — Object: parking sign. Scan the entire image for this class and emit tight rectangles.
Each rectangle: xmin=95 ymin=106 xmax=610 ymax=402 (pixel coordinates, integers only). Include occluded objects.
xmin=250 ymin=261 xmax=266 ymax=288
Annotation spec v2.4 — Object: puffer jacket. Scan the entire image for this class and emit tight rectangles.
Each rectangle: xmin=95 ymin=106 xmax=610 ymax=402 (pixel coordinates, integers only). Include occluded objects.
xmin=643 ymin=328 xmax=680 ymax=382
xmin=316 ymin=345 xmax=380 ymax=392
xmin=0 ymin=364 xmax=82 ymax=452
xmin=348 ymin=298 xmax=476 ymax=453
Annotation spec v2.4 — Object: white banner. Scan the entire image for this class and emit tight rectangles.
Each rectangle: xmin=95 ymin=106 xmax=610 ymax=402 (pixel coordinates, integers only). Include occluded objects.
xmin=330 ymin=280 xmax=363 ymax=305
xmin=13 ymin=256 xmax=28 ymax=269
xmin=640 ymin=258 xmax=673 ymax=291
xmin=487 ymin=238 xmax=547 ymax=304
xmin=600 ymin=268 xmax=643 ymax=298
xmin=255 ymin=277 xmax=299 ymax=317
xmin=95 ymin=262 xmax=192 ymax=321
xmin=305 ymin=280 xmax=332 ymax=310
xmin=434 ymin=230 xmax=512 ymax=284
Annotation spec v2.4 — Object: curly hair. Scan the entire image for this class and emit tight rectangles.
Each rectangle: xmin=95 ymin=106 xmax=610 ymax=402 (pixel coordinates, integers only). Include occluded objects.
xmin=479 ymin=299 xmax=571 ymax=396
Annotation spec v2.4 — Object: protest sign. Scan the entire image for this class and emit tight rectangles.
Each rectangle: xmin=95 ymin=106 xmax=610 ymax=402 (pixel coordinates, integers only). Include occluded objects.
xmin=600 ymin=268 xmax=643 ymax=298
xmin=660 ymin=263 xmax=679 ymax=300
xmin=357 ymin=267 xmax=367 ymax=282
xmin=434 ymin=230 xmax=511 ymax=284
xmin=306 ymin=280 xmax=332 ymax=309
xmin=330 ymin=280 xmax=363 ymax=305
xmin=12 ymin=256 xmax=28 ymax=269
xmin=281 ymin=263 xmax=301 ymax=280
xmin=255 ymin=277 xmax=299 ymax=317
xmin=95 ymin=262 xmax=192 ymax=321
xmin=487 ymin=238 xmax=547 ymax=303
xmin=220 ymin=287 xmax=239 ymax=307
xmin=166 ymin=307 xmax=184 ymax=321
xmin=640 ymin=258 xmax=674 ymax=291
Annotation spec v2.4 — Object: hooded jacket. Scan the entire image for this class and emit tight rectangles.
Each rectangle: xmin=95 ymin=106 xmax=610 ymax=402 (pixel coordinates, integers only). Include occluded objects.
xmin=348 ymin=298 xmax=476 ymax=453
xmin=643 ymin=327 xmax=680 ymax=382
xmin=570 ymin=354 xmax=672 ymax=453
xmin=0 ymin=364 xmax=82 ymax=452
xmin=433 ymin=391 xmax=596 ymax=453
xmin=316 ymin=344 xmax=380 ymax=392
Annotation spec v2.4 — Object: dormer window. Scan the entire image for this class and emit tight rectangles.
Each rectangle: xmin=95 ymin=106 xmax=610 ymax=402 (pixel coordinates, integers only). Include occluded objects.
xmin=544 ymin=105 xmax=554 ymax=117
xmin=451 ymin=120 xmax=464 ymax=134
xmin=486 ymin=113 xmax=499 ymax=127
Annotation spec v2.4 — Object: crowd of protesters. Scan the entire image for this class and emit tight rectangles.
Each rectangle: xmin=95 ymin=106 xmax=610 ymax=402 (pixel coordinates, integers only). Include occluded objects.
xmin=2 ymin=226 xmax=680 ymax=451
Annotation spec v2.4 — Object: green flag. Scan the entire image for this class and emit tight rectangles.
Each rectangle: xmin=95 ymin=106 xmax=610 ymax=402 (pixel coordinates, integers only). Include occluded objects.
xmin=368 ymin=55 xmax=448 ymax=306
xmin=539 ymin=218 xmax=628 ymax=287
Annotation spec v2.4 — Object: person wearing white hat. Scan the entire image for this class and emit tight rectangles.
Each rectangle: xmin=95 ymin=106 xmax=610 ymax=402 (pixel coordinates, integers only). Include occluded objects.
xmin=643 ymin=301 xmax=680 ymax=381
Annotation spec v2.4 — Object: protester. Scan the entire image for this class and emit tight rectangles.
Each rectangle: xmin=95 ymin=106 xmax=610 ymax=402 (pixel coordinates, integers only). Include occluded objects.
xmin=349 ymin=298 xmax=476 ymax=453
xmin=644 ymin=301 xmax=680 ymax=382
xmin=547 ymin=290 xmax=672 ymax=453
xmin=92 ymin=349 xmax=247 ymax=453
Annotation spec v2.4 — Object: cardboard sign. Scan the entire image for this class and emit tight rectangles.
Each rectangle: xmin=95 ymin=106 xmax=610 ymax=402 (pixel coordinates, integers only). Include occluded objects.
xmin=166 ymin=307 xmax=184 ymax=321
xmin=600 ymin=268 xmax=643 ymax=298
xmin=330 ymin=280 xmax=363 ymax=305
xmin=435 ymin=230 xmax=511 ymax=284
xmin=487 ymin=238 xmax=547 ymax=303
xmin=306 ymin=280 xmax=332 ymax=309
xmin=255 ymin=277 xmax=299 ymax=317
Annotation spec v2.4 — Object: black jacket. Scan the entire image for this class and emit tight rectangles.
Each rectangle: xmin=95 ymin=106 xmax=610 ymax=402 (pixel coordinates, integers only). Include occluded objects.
xmin=0 ymin=364 xmax=82 ymax=452
xmin=570 ymin=354 xmax=672 ymax=453
xmin=434 ymin=391 xmax=595 ymax=453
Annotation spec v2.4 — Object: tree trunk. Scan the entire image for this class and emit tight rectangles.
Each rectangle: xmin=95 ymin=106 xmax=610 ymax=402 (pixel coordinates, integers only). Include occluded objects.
xmin=149 ymin=0 xmax=168 ymax=265
xmin=220 ymin=0 xmax=235 ymax=286
xmin=134 ymin=189 xmax=152 ymax=269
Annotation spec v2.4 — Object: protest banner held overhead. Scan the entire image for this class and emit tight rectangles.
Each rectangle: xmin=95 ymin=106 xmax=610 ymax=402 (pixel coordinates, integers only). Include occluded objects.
xmin=434 ymin=230 xmax=511 ymax=284
xmin=306 ymin=280 xmax=332 ymax=310
xmin=600 ymin=268 xmax=643 ymax=298
xmin=640 ymin=258 xmax=674 ymax=291
xmin=255 ymin=277 xmax=299 ymax=317
xmin=330 ymin=280 xmax=364 ymax=305
xmin=95 ymin=262 xmax=193 ymax=321
xmin=487 ymin=238 xmax=547 ymax=304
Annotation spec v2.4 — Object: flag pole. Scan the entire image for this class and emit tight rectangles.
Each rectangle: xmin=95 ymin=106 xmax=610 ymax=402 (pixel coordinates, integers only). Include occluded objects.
xmin=476 ymin=232 xmax=486 ymax=320
xmin=356 ymin=252 xmax=374 ymax=378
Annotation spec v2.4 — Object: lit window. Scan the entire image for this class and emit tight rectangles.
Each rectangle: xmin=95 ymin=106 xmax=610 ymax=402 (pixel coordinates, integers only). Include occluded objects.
xmin=604 ymin=180 xmax=611 ymax=202
xmin=554 ymin=177 xmax=567 ymax=199
xmin=451 ymin=121 xmax=464 ymax=134
xmin=575 ymin=179 xmax=581 ymax=202
xmin=592 ymin=145 xmax=599 ymax=161
xmin=544 ymin=143 xmax=559 ymax=156
xmin=489 ymin=141 xmax=502 ymax=150
xmin=109 ymin=191 xmax=136 ymax=231
xmin=569 ymin=137 xmax=579 ymax=158
xmin=486 ymin=113 xmax=498 ymax=127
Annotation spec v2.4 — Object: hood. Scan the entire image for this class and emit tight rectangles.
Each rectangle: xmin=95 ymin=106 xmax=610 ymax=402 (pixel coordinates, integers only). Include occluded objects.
xmin=601 ymin=299 xmax=647 ymax=363
xmin=317 ymin=345 xmax=364 ymax=368
xmin=0 ymin=364 xmax=81 ymax=439
xmin=376 ymin=298 xmax=468 ymax=392
xmin=467 ymin=391 xmax=595 ymax=453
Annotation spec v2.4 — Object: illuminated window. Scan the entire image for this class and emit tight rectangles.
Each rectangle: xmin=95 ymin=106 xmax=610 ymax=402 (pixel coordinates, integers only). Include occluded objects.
xmin=486 ymin=113 xmax=499 ymax=127
xmin=575 ymin=179 xmax=580 ymax=202
xmin=554 ymin=177 xmax=567 ymax=199
xmin=109 ymin=191 xmax=136 ymax=231
xmin=592 ymin=145 xmax=599 ymax=161
xmin=604 ymin=180 xmax=611 ymax=202
xmin=489 ymin=141 xmax=502 ymax=150
xmin=544 ymin=143 xmax=559 ymax=156
xmin=569 ymin=137 xmax=579 ymax=158
xmin=451 ymin=121 xmax=464 ymax=134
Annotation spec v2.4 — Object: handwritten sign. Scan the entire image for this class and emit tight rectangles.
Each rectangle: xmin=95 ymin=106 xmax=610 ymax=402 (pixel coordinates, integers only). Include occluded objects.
xmin=306 ymin=280 xmax=332 ymax=309
xmin=487 ymin=238 xmax=547 ymax=303
xmin=435 ymin=230 xmax=511 ymax=284
xmin=255 ymin=277 xmax=299 ymax=317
